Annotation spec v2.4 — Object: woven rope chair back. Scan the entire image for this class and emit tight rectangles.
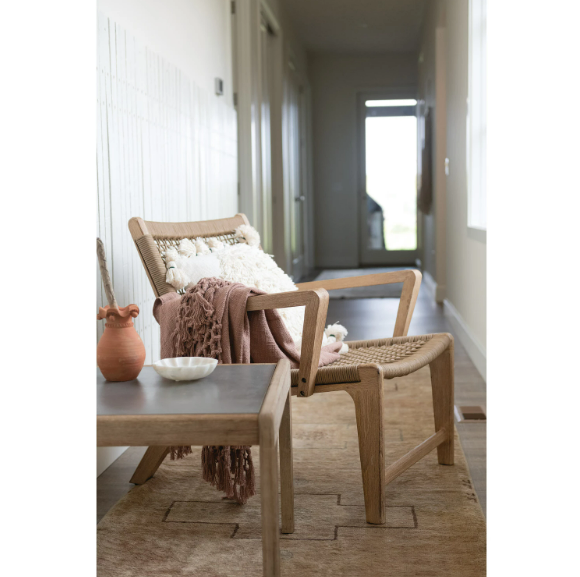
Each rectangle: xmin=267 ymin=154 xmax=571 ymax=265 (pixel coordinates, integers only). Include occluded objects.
xmin=128 ymin=213 xmax=250 ymax=298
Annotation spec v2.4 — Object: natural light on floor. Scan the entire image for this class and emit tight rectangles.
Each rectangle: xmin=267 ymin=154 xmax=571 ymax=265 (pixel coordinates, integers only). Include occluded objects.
xmin=365 ymin=114 xmax=418 ymax=251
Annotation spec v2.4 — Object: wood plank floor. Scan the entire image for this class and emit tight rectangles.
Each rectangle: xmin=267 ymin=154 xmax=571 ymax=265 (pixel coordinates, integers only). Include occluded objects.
xmin=97 ymin=285 xmax=486 ymax=523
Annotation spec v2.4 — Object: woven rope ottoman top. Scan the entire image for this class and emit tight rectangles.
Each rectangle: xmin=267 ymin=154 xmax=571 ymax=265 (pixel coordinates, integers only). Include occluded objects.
xmin=290 ymin=333 xmax=452 ymax=386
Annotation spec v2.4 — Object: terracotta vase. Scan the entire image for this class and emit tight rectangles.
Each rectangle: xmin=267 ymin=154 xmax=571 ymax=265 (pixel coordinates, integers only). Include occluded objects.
xmin=97 ymin=304 xmax=146 ymax=381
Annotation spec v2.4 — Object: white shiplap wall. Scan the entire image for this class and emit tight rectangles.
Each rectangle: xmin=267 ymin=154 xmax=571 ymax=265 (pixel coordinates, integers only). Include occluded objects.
xmin=96 ymin=13 xmax=238 ymax=363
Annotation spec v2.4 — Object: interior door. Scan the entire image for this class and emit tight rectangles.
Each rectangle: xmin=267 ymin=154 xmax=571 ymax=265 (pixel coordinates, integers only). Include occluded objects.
xmin=285 ymin=65 xmax=305 ymax=279
xmin=359 ymin=97 xmax=419 ymax=265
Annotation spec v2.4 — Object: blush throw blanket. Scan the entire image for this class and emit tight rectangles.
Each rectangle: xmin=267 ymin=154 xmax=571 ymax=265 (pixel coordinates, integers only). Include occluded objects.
xmin=153 ymin=277 xmax=342 ymax=504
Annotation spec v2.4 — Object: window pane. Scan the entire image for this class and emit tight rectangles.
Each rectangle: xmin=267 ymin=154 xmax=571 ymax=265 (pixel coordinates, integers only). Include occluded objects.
xmin=365 ymin=115 xmax=417 ymax=250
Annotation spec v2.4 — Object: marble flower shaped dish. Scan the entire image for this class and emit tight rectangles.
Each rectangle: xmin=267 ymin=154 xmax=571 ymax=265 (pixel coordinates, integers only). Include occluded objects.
xmin=153 ymin=357 xmax=218 ymax=381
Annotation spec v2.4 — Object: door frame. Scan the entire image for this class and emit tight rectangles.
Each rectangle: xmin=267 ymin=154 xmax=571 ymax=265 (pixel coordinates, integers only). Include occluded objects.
xmin=357 ymin=89 xmax=421 ymax=266
xmin=232 ymin=0 xmax=281 ymax=253
xmin=232 ymin=0 xmax=313 ymax=278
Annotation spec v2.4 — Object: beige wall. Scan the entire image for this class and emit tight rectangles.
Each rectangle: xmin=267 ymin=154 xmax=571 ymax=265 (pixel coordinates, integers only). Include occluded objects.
xmin=444 ymin=0 xmax=486 ymax=373
xmin=419 ymin=0 xmax=486 ymax=376
xmin=310 ymin=53 xmax=418 ymax=267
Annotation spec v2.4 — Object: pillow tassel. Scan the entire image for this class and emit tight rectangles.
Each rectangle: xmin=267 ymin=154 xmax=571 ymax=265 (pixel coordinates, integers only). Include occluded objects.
xmin=166 ymin=262 xmax=190 ymax=290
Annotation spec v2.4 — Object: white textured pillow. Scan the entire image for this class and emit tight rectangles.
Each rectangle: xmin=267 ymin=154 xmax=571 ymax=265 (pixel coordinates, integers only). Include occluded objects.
xmin=164 ymin=243 xmax=221 ymax=291
xmin=162 ymin=226 xmax=348 ymax=350
xmin=215 ymin=243 xmax=306 ymax=345
xmin=185 ymin=254 xmax=221 ymax=287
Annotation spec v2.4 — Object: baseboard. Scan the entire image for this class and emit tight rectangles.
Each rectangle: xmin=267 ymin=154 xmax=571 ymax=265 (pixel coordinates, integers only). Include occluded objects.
xmin=443 ymin=299 xmax=486 ymax=381
xmin=435 ymin=284 xmax=446 ymax=303
xmin=422 ymin=271 xmax=446 ymax=303
xmin=97 ymin=446 xmax=128 ymax=477
xmin=423 ymin=271 xmax=437 ymax=299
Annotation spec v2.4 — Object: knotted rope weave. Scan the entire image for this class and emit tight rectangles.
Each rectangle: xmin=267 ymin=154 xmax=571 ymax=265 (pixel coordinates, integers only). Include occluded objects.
xmin=290 ymin=334 xmax=452 ymax=386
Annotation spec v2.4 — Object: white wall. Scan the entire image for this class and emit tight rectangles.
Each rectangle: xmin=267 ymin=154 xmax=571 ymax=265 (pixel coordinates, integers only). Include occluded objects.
xmin=310 ymin=53 xmax=418 ymax=268
xmin=98 ymin=0 xmax=234 ymax=108
xmin=96 ymin=0 xmax=238 ymax=475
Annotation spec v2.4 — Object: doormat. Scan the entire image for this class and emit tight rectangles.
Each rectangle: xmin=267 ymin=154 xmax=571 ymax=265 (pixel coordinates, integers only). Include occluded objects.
xmin=312 ymin=268 xmax=408 ymax=299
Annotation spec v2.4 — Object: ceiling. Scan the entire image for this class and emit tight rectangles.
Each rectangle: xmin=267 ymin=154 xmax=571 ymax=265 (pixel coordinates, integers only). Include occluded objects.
xmin=280 ymin=0 xmax=427 ymax=55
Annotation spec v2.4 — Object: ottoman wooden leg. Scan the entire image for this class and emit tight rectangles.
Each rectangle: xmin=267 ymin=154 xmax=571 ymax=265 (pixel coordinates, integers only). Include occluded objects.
xmin=348 ymin=364 xmax=385 ymax=525
xmin=429 ymin=340 xmax=455 ymax=465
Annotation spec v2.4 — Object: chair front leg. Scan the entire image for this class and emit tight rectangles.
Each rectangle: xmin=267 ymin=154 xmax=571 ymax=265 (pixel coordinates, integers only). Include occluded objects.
xmin=347 ymin=364 xmax=385 ymax=524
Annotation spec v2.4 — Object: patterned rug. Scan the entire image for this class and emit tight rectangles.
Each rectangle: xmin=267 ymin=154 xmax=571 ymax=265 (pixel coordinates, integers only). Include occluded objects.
xmin=97 ymin=366 xmax=486 ymax=576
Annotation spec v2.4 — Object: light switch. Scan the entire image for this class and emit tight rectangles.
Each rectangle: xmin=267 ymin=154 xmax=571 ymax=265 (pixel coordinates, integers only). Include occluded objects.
xmin=445 ymin=157 xmax=450 ymax=176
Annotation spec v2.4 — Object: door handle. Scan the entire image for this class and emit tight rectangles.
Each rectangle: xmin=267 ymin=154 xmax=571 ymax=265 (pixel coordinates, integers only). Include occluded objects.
xmin=295 ymin=196 xmax=305 ymax=202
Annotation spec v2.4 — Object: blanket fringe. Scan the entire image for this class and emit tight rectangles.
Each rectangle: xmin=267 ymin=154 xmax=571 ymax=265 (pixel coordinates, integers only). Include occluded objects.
xmin=169 ymin=446 xmax=193 ymax=460
xmin=169 ymin=279 xmax=255 ymax=505
xmin=202 ymin=445 xmax=255 ymax=505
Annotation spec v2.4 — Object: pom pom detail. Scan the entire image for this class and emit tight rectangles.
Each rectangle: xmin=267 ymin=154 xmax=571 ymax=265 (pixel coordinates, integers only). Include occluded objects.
xmin=207 ymin=237 xmax=225 ymax=251
xmin=194 ymin=237 xmax=211 ymax=255
xmin=234 ymin=224 xmax=261 ymax=247
xmin=164 ymin=247 xmax=180 ymax=263
xmin=178 ymin=238 xmax=196 ymax=258
xmin=166 ymin=262 xmax=190 ymax=290
xmin=325 ymin=323 xmax=348 ymax=343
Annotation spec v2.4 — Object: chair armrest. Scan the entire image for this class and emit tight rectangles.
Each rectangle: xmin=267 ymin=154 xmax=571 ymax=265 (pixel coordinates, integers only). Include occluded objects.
xmin=296 ymin=269 xmax=422 ymax=338
xmin=246 ymin=289 xmax=329 ymax=397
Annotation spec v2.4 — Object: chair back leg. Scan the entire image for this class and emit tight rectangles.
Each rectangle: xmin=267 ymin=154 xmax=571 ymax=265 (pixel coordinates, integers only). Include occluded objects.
xmin=429 ymin=341 xmax=455 ymax=465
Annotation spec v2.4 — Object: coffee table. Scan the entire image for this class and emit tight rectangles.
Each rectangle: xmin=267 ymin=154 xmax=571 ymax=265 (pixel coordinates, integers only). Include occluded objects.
xmin=97 ymin=359 xmax=294 ymax=577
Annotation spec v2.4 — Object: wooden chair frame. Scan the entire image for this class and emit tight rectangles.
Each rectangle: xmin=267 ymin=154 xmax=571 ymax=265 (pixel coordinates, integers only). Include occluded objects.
xmin=127 ymin=214 xmax=454 ymax=525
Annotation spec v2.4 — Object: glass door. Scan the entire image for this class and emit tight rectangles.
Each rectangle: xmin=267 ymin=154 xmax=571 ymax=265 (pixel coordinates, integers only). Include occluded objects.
xmin=359 ymin=97 xmax=419 ymax=265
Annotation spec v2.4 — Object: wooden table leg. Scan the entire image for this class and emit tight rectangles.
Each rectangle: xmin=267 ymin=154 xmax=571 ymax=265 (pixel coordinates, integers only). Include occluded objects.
xmin=260 ymin=421 xmax=281 ymax=577
xmin=130 ymin=446 xmax=169 ymax=484
xmin=279 ymin=389 xmax=294 ymax=534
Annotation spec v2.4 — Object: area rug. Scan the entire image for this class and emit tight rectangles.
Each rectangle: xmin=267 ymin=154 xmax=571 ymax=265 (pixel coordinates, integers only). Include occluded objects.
xmin=313 ymin=268 xmax=410 ymax=299
xmin=97 ymin=365 xmax=486 ymax=576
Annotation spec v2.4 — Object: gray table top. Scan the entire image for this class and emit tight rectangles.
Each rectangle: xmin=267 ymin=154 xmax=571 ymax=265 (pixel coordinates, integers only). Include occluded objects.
xmin=97 ymin=364 xmax=277 ymax=417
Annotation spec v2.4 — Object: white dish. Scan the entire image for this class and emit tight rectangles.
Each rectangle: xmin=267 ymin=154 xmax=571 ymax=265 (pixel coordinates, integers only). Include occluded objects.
xmin=153 ymin=357 xmax=218 ymax=381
